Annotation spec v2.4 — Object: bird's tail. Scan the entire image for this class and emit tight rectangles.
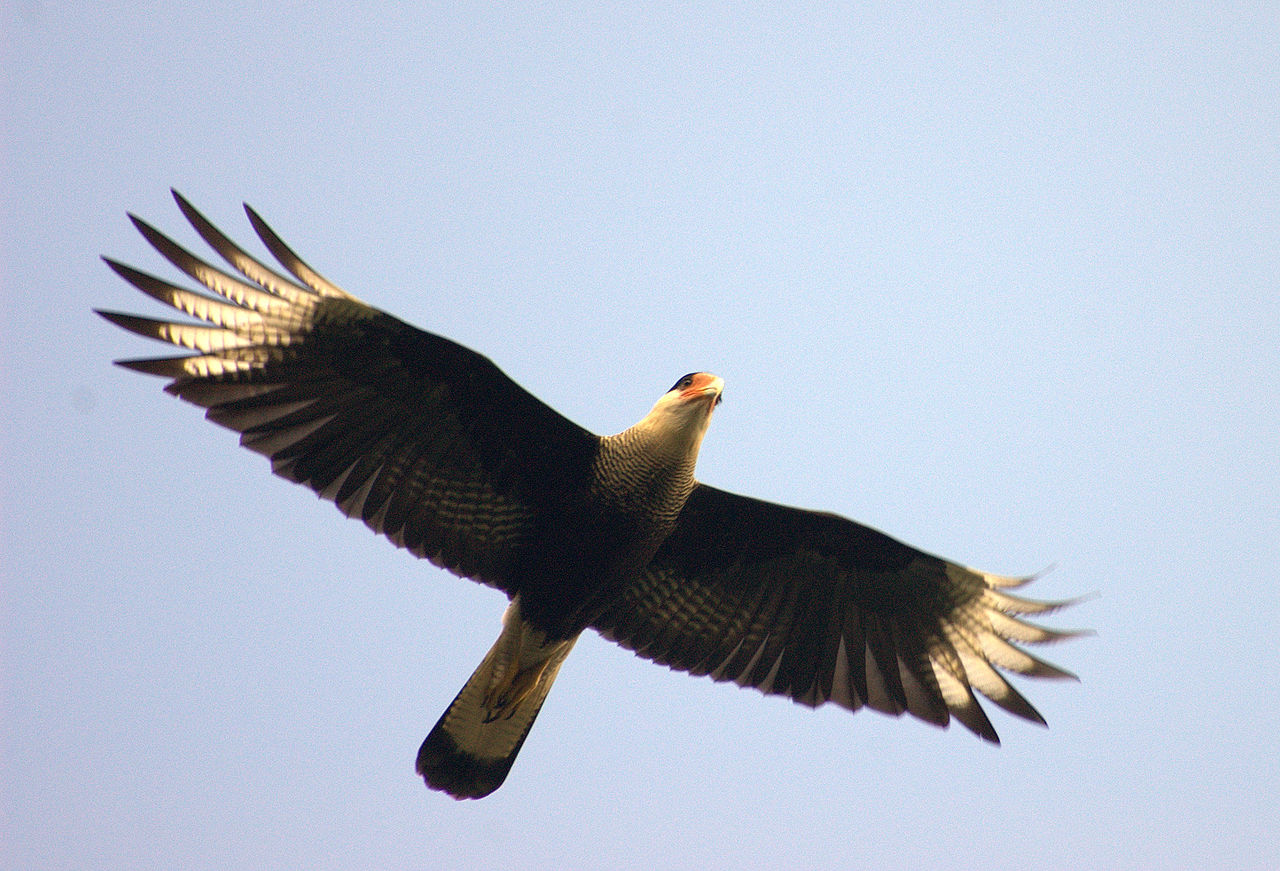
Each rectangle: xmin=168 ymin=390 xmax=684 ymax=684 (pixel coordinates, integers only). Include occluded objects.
xmin=417 ymin=597 xmax=578 ymax=799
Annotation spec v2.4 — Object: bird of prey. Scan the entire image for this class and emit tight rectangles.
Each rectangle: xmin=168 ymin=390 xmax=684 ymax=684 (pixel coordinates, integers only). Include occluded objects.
xmin=98 ymin=191 xmax=1082 ymax=800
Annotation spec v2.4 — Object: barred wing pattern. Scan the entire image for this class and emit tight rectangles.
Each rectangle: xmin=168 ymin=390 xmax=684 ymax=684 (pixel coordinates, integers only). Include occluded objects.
xmin=98 ymin=191 xmax=599 ymax=594
xmin=593 ymin=484 xmax=1080 ymax=741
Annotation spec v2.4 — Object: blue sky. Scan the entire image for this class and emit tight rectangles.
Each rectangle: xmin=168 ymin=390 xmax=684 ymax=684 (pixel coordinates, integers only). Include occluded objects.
xmin=5 ymin=3 xmax=1278 ymax=869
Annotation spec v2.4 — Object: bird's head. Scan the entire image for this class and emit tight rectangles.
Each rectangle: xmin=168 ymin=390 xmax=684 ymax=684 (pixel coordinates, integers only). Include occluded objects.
xmin=634 ymin=372 xmax=723 ymax=458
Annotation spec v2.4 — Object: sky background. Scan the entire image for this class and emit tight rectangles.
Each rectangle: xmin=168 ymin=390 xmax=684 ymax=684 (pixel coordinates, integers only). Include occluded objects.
xmin=4 ymin=3 xmax=1278 ymax=869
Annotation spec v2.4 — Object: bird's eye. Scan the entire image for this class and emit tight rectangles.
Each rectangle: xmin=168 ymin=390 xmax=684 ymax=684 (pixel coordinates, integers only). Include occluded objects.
xmin=670 ymin=374 xmax=696 ymax=392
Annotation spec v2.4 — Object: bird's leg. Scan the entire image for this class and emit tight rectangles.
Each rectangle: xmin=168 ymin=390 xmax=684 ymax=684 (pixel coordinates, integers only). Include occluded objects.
xmin=480 ymin=598 xmax=577 ymax=722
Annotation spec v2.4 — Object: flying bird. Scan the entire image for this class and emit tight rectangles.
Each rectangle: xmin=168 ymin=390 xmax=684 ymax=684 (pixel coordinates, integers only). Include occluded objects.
xmin=98 ymin=191 xmax=1082 ymax=800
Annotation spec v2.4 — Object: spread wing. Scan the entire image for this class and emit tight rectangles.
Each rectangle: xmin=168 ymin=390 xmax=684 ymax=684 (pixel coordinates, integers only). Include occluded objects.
xmin=97 ymin=190 xmax=599 ymax=595
xmin=592 ymin=483 xmax=1081 ymax=741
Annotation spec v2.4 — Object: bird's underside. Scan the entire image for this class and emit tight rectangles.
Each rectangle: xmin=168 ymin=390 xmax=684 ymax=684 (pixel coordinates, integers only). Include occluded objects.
xmin=99 ymin=190 xmax=1085 ymax=800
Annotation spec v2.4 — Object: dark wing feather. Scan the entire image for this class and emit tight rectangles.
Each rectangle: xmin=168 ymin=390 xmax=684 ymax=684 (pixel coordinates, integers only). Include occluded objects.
xmin=98 ymin=190 xmax=599 ymax=595
xmin=593 ymin=484 xmax=1081 ymax=742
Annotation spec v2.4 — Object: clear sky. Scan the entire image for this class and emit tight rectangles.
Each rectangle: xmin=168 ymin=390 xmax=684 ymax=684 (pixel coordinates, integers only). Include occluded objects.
xmin=4 ymin=3 xmax=1278 ymax=869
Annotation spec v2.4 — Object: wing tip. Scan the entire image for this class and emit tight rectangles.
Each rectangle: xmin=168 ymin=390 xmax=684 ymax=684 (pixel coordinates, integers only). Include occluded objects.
xmin=95 ymin=308 xmax=163 ymax=338
xmin=111 ymin=356 xmax=188 ymax=377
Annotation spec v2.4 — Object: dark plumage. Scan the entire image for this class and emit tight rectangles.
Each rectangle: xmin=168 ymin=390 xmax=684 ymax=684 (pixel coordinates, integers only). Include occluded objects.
xmin=98 ymin=191 xmax=1083 ymax=800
